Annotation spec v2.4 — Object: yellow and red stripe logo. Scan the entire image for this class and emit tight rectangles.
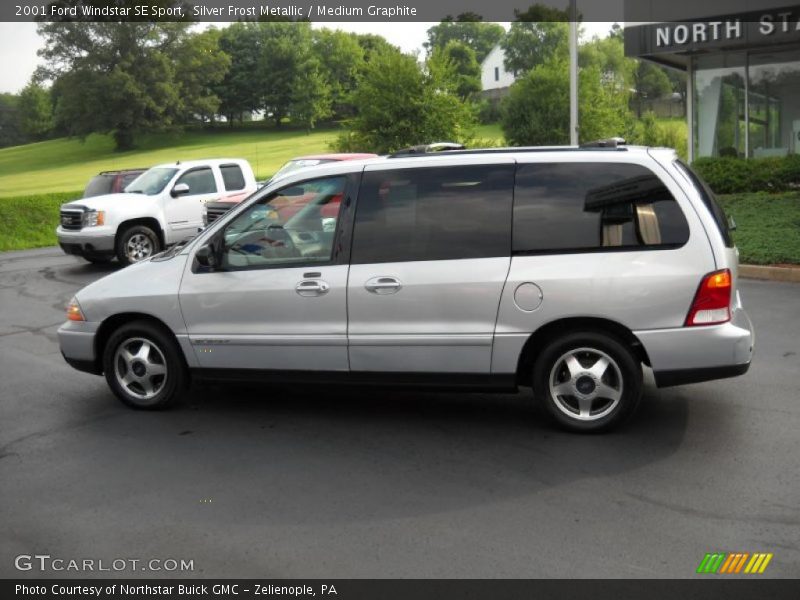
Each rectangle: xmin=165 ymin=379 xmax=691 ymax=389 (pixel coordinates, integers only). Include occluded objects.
xmin=697 ymin=552 xmax=773 ymax=574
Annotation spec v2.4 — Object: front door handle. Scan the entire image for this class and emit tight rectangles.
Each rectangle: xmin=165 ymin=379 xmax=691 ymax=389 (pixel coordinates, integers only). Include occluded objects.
xmin=295 ymin=280 xmax=330 ymax=297
xmin=365 ymin=276 xmax=402 ymax=295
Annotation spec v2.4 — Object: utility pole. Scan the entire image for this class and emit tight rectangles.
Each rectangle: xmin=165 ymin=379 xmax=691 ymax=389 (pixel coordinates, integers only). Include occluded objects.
xmin=569 ymin=0 xmax=579 ymax=146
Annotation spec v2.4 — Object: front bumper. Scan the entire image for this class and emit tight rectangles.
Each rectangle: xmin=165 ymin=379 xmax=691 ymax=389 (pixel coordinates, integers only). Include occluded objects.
xmin=56 ymin=226 xmax=116 ymax=257
xmin=58 ymin=320 xmax=102 ymax=375
xmin=635 ymin=304 xmax=754 ymax=388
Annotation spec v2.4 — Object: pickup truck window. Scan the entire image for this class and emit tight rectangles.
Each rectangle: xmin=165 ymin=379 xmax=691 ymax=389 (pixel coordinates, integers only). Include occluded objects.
xmin=127 ymin=168 xmax=178 ymax=195
xmin=176 ymin=167 xmax=217 ymax=195
xmin=221 ymin=164 xmax=246 ymax=191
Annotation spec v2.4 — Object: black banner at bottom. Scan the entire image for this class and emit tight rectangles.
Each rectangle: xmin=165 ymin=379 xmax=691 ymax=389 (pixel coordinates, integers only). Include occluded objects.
xmin=3 ymin=579 xmax=800 ymax=600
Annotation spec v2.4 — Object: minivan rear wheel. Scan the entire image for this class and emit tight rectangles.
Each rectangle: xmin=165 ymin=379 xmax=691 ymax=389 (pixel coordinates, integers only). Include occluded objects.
xmin=102 ymin=321 xmax=187 ymax=410
xmin=533 ymin=331 xmax=642 ymax=432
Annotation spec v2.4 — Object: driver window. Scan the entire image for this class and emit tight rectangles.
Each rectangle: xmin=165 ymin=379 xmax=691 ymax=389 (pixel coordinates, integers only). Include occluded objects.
xmin=221 ymin=176 xmax=346 ymax=270
xmin=176 ymin=167 xmax=217 ymax=195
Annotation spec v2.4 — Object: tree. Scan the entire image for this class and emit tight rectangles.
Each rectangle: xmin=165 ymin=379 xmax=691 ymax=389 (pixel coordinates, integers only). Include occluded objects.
xmin=216 ymin=23 xmax=264 ymax=125
xmin=631 ymin=61 xmax=672 ymax=117
xmin=501 ymin=58 xmax=632 ymax=146
xmin=424 ymin=14 xmax=505 ymax=64
xmin=312 ymin=29 xmax=365 ymax=120
xmin=501 ymin=7 xmax=570 ymax=75
xmin=353 ymin=33 xmax=401 ymax=63
xmin=0 ymin=94 xmax=26 ymax=148
xmin=290 ymin=58 xmax=332 ymax=131
xmin=37 ymin=22 xmax=190 ymax=150
xmin=18 ymin=81 xmax=54 ymax=140
xmin=337 ymin=49 xmax=475 ymax=154
xmin=173 ymin=29 xmax=230 ymax=124
xmin=429 ymin=41 xmax=481 ymax=100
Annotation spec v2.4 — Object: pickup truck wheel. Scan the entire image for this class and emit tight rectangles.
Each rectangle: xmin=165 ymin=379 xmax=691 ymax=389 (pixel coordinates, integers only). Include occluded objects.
xmin=102 ymin=321 xmax=187 ymax=410
xmin=533 ymin=331 xmax=643 ymax=433
xmin=116 ymin=225 xmax=160 ymax=266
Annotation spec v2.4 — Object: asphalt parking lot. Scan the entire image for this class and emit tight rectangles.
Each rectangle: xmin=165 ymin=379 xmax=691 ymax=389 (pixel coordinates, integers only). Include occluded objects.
xmin=1 ymin=247 xmax=798 ymax=578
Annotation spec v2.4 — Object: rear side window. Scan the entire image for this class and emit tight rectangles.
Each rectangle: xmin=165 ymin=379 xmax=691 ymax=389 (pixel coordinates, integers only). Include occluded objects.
xmin=221 ymin=164 xmax=246 ymax=191
xmin=674 ymin=160 xmax=733 ymax=248
xmin=513 ymin=162 xmax=690 ymax=254
xmin=352 ymin=165 xmax=514 ymax=264
xmin=83 ymin=175 xmax=113 ymax=198
xmin=176 ymin=167 xmax=217 ymax=195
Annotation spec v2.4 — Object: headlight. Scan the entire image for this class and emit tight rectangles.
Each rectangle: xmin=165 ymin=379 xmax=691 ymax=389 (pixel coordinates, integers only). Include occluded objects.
xmin=66 ymin=297 xmax=86 ymax=322
xmin=83 ymin=210 xmax=105 ymax=227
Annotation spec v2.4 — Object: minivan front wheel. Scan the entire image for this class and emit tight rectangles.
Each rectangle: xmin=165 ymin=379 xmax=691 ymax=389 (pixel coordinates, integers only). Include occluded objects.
xmin=533 ymin=331 xmax=642 ymax=432
xmin=103 ymin=321 xmax=187 ymax=409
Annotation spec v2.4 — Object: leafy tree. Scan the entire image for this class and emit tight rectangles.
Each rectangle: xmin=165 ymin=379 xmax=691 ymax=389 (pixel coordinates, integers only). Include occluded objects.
xmin=0 ymin=94 xmax=26 ymax=148
xmin=312 ymin=29 xmax=365 ymax=120
xmin=290 ymin=58 xmax=332 ymax=131
xmin=216 ymin=23 xmax=264 ymax=125
xmin=18 ymin=81 xmax=54 ymax=139
xmin=424 ymin=14 xmax=505 ymax=63
xmin=337 ymin=49 xmax=475 ymax=154
xmin=173 ymin=29 xmax=230 ymax=124
xmin=429 ymin=41 xmax=482 ymax=100
xmin=631 ymin=61 xmax=673 ymax=117
xmin=501 ymin=7 xmax=570 ymax=75
xmin=37 ymin=22 xmax=190 ymax=150
xmin=501 ymin=57 xmax=632 ymax=146
xmin=353 ymin=33 xmax=401 ymax=63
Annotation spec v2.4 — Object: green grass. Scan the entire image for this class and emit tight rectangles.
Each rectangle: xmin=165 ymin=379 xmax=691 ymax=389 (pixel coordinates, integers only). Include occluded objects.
xmin=0 ymin=191 xmax=81 ymax=252
xmin=717 ymin=192 xmax=800 ymax=265
xmin=0 ymin=127 xmax=340 ymax=198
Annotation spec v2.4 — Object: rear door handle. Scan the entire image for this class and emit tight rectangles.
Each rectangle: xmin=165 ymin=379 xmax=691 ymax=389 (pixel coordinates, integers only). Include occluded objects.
xmin=295 ymin=280 xmax=330 ymax=297
xmin=365 ymin=276 xmax=402 ymax=295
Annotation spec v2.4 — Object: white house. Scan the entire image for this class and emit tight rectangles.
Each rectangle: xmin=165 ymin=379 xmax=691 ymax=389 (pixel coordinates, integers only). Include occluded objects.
xmin=480 ymin=44 xmax=516 ymax=91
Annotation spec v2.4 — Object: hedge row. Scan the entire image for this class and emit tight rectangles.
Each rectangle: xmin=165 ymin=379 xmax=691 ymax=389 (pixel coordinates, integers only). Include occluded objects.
xmin=693 ymin=155 xmax=800 ymax=195
xmin=0 ymin=191 xmax=81 ymax=252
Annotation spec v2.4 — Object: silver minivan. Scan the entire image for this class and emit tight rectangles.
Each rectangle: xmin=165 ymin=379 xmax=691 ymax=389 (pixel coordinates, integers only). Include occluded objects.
xmin=58 ymin=144 xmax=754 ymax=432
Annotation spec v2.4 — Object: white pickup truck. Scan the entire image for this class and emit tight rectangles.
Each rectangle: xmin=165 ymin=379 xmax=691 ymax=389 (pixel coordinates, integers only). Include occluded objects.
xmin=57 ymin=159 xmax=257 ymax=266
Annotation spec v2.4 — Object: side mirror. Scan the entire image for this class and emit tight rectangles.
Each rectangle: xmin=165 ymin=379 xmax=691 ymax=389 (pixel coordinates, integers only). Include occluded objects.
xmin=194 ymin=243 xmax=218 ymax=270
xmin=171 ymin=183 xmax=190 ymax=197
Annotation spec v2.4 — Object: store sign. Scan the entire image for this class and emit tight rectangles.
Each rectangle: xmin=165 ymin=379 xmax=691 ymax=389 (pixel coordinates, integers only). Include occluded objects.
xmin=626 ymin=5 xmax=800 ymax=56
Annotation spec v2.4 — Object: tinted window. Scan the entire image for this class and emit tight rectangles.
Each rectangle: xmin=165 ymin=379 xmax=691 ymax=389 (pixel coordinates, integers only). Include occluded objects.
xmin=176 ymin=167 xmax=217 ymax=195
xmin=513 ymin=163 xmax=689 ymax=253
xmin=674 ymin=160 xmax=733 ymax=248
xmin=221 ymin=164 xmax=246 ymax=191
xmin=352 ymin=165 xmax=514 ymax=264
xmin=221 ymin=176 xmax=346 ymax=270
xmin=120 ymin=172 xmax=142 ymax=189
xmin=83 ymin=175 xmax=113 ymax=198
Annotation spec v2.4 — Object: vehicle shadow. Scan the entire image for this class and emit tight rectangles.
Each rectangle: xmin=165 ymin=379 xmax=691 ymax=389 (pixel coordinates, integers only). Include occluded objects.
xmin=96 ymin=377 xmax=691 ymax=524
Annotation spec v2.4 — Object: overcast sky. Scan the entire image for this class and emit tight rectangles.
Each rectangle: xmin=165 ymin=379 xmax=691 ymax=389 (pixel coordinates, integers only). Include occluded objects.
xmin=0 ymin=21 xmax=615 ymax=94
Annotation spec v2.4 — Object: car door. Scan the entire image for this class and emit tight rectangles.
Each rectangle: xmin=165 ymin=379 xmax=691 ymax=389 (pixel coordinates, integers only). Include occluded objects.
xmin=165 ymin=166 xmax=219 ymax=235
xmin=179 ymin=173 xmax=358 ymax=372
xmin=347 ymin=157 xmax=515 ymax=373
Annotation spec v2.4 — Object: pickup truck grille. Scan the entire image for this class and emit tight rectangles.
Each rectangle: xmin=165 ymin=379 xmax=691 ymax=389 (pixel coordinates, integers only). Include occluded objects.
xmin=205 ymin=204 xmax=233 ymax=224
xmin=60 ymin=209 xmax=84 ymax=231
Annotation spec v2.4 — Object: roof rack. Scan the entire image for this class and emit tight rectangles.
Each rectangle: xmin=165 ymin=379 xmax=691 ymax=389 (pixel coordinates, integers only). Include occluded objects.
xmin=389 ymin=142 xmax=466 ymax=157
xmin=580 ymin=137 xmax=627 ymax=148
xmin=383 ymin=144 xmax=629 ymax=159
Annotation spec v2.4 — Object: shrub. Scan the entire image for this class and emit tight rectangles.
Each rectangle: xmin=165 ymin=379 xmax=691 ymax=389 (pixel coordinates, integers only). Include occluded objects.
xmin=0 ymin=191 xmax=81 ymax=252
xmin=693 ymin=155 xmax=800 ymax=194
xmin=629 ymin=112 xmax=688 ymax=161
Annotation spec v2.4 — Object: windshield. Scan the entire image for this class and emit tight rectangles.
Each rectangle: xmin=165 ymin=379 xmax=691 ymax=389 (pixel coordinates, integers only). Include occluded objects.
xmin=83 ymin=175 xmax=113 ymax=198
xmin=272 ymin=159 xmax=335 ymax=181
xmin=125 ymin=167 xmax=179 ymax=195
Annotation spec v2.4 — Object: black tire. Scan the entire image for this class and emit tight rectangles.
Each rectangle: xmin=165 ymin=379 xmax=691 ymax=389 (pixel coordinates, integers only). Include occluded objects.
xmin=532 ymin=331 xmax=642 ymax=433
xmin=83 ymin=255 xmax=113 ymax=265
xmin=115 ymin=225 xmax=161 ymax=266
xmin=102 ymin=320 xmax=187 ymax=410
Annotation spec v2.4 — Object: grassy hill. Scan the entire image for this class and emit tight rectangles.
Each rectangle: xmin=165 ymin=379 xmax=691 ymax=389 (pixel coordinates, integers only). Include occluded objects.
xmin=0 ymin=126 xmax=339 ymax=198
xmin=0 ymin=123 xmax=505 ymax=199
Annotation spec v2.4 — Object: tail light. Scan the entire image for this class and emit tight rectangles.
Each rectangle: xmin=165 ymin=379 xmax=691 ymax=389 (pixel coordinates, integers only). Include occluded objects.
xmin=685 ymin=269 xmax=732 ymax=326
